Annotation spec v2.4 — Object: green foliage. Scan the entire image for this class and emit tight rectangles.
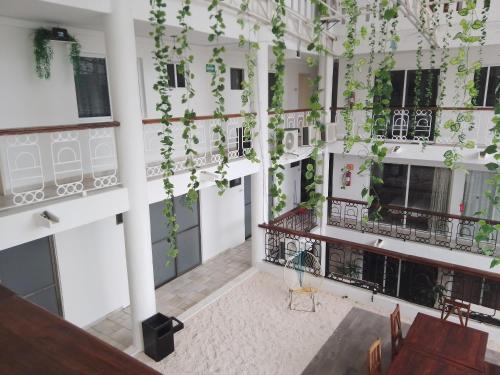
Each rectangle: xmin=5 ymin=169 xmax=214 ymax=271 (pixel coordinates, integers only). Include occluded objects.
xmin=340 ymin=0 xmax=361 ymax=153
xmin=268 ymin=0 xmax=287 ymax=218
xmin=33 ymin=27 xmax=81 ymax=79
xmin=176 ymin=0 xmax=200 ymax=208
xmin=237 ymin=0 xmax=260 ymax=164
xmin=208 ymin=0 xmax=230 ymax=194
xmin=445 ymin=1 xmax=488 ymax=168
xmin=301 ymin=0 xmax=329 ymax=216
xmin=150 ymin=0 xmax=179 ymax=259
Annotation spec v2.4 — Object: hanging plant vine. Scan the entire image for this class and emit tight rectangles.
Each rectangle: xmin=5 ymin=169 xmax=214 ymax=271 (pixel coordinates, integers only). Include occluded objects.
xmin=301 ymin=0 xmax=329 ymax=215
xmin=340 ymin=0 xmax=361 ymax=153
xmin=150 ymin=0 xmax=179 ymax=258
xmin=33 ymin=27 xmax=81 ymax=79
xmin=176 ymin=0 xmax=200 ymax=207
xmin=237 ymin=0 xmax=260 ymax=163
xmin=444 ymin=0 xmax=485 ymax=168
xmin=268 ymin=0 xmax=287 ymax=218
xmin=208 ymin=0 xmax=230 ymax=194
xmin=359 ymin=1 xmax=400 ymax=213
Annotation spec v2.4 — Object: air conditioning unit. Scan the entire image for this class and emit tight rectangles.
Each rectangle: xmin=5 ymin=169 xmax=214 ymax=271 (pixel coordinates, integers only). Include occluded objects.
xmin=283 ymin=128 xmax=299 ymax=154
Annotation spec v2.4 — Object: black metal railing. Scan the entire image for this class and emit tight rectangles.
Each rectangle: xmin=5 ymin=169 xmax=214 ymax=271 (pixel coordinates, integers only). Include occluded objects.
xmin=259 ymin=222 xmax=500 ymax=327
xmin=270 ymin=206 xmax=318 ymax=233
xmin=327 ymin=197 xmax=500 ymax=257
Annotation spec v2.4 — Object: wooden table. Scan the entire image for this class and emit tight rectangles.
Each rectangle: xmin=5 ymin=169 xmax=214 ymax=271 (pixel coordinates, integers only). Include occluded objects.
xmin=0 ymin=287 xmax=160 ymax=375
xmin=387 ymin=313 xmax=488 ymax=375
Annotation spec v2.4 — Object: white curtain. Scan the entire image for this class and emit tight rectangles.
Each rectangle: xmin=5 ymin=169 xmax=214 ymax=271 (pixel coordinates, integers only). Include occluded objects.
xmin=429 ymin=167 xmax=451 ymax=214
xmin=463 ymin=171 xmax=499 ymax=220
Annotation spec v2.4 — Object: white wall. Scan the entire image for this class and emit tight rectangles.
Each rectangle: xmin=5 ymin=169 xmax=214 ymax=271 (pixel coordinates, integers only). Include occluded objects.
xmin=281 ymin=162 xmax=301 ymax=211
xmin=329 ymin=153 xmax=369 ymax=201
xmin=199 ymin=183 xmax=245 ymax=261
xmin=55 ymin=216 xmax=130 ymax=328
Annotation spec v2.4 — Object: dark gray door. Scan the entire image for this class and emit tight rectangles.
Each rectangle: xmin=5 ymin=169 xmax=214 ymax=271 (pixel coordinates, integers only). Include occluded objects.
xmin=244 ymin=175 xmax=252 ymax=239
xmin=150 ymin=194 xmax=201 ymax=288
xmin=0 ymin=237 xmax=62 ymax=316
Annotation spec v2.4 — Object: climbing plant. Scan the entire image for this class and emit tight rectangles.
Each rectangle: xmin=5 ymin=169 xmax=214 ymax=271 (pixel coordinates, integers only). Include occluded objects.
xmin=443 ymin=0 xmax=486 ymax=168
xmin=479 ymin=81 xmax=500 ymax=267
xmin=359 ymin=1 xmax=400 ymax=213
xmin=33 ymin=27 xmax=81 ymax=79
xmin=237 ymin=0 xmax=260 ymax=164
xmin=208 ymin=0 xmax=230 ymax=194
xmin=176 ymin=0 xmax=200 ymax=207
xmin=150 ymin=0 xmax=179 ymax=258
xmin=340 ymin=0 xmax=361 ymax=153
xmin=302 ymin=0 xmax=329 ymax=215
xmin=268 ymin=0 xmax=287 ymax=218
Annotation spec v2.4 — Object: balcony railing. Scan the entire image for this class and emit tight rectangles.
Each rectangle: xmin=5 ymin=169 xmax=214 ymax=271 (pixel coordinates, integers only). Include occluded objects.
xmin=0 ymin=122 xmax=120 ymax=210
xmin=259 ymin=222 xmax=500 ymax=327
xmin=327 ymin=197 xmax=500 ymax=257
xmin=269 ymin=206 xmax=317 ymax=232
xmin=142 ymin=114 xmax=251 ymax=179
xmin=333 ymin=107 xmax=495 ymax=146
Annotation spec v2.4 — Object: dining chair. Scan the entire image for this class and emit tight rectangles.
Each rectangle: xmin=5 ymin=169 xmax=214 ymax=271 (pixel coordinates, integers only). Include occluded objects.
xmin=368 ymin=338 xmax=383 ymax=375
xmin=440 ymin=297 xmax=471 ymax=327
xmin=390 ymin=304 xmax=404 ymax=358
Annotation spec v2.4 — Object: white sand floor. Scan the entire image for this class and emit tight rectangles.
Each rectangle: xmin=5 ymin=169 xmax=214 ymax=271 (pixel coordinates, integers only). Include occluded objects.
xmin=137 ymin=270 xmax=500 ymax=374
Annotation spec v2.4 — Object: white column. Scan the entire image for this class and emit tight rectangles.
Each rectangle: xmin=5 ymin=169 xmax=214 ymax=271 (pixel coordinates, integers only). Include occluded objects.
xmin=251 ymin=42 xmax=270 ymax=266
xmin=105 ymin=0 xmax=156 ymax=351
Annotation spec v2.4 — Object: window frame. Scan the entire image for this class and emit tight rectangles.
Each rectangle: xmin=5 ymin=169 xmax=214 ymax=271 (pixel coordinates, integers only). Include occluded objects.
xmin=474 ymin=65 xmax=499 ymax=108
xmin=230 ymin=67 xmax=245 ymax=91
xmin=74 ymin=53 xmax=113 ymax=123
xmin=166 ymin=63 xmax=186 ymax=89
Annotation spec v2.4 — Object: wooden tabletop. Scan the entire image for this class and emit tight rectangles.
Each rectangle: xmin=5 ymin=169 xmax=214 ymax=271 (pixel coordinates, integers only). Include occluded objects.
xmin=0 ymin=287 xmax=160 ymax=375
xmin=387 ymin=313 xmax=488 ymax=375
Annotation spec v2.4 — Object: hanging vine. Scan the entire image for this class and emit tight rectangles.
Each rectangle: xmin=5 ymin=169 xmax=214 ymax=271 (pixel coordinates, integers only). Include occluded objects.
xmin=360 ymin=1 xmax=400 ymax=212
xmin=444 ymin=0 xmax=485 ymax=168
xmin=268 ymin=0 xmax=287 ymax=218
xmin=150 ymin=0 xmax=179 ymax=258
xmin=435 ymin=5 xmax=453 ymax=140
xmin=412 ymin=3 xmax=426 ymax=111
xmin=340 ymin=0 xmax=361 ymax=153
xmin=33 ymin=27 xmax=81 ymax=79
xmin=208 ymin=0 xmax=229 ymax=194
xmin=237 ymin=0 xmax=260 ymax=163
xmin=302 ymin=0 xmax=329 ymax=215
xmin=176 ymin=0 xmax=200 ymax=207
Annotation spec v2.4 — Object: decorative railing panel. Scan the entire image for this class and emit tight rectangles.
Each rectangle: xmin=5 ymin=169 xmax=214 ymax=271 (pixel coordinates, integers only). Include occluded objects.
xmin=270 ymin=206 xmax=318 ymax=232
xmin=335 ymin=107 xmax=494 ymax=146
xmin=259 ymin=223 xmax=500 ymax=327
xmin=327 ymin=197 xmax=500 ymax=257
xmin=142 ymin=114 xmax=251 ymax=179
xmin=0 ymin=122 xmax=119 ymax=209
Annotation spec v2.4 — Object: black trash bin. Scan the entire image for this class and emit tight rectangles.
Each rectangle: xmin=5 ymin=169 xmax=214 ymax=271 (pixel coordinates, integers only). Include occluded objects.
xmin=142 ymin=313 xmax=184 ymax=362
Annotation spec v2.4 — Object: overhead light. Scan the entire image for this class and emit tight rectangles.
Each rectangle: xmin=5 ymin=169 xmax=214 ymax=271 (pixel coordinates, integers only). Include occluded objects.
xmin=392 ymin=146 xmax=401 ymax=153
xmin=479 ymin=149 xmax=487 ymax=159
xmin=35 ymin=210 xmax=60 ymax=228
xmin=200 ymin=170 xmax=220 ymax=182
xmin=374 ymin=239 xmax=384 ymax=248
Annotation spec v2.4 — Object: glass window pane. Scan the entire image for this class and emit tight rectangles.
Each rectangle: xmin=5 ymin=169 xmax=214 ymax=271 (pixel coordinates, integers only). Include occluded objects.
xmin=176 ymin=64 xmax=186 ymax=88
xmin=405 ymin=69 xmax=440 ymax=107
xmin=230 ymin=68 xmax=244 ymax=90
xmin=473 ymin=67 xmax=488 ymax=106
xmin=167 ymin=64 xmax=175 ymax=88
xmin=486 ymin=66 xmax=500 ymax=107
xmin=390 ymin=70 xmax=405 ymax=107
xmin=371 ymin=163 xmax=408 ymax=207
xmin=74 ymin=57 xmax=111 ymax=118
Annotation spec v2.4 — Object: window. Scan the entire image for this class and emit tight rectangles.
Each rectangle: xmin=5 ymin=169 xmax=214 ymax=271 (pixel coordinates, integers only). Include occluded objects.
xmin=74 ymin=57 xmax=111 ymax=118
xmin=166 ymin=63 xmax=186 ymax=88
xmin=371 ymin=163 xmax=451 ymax=212
xmin=463 ymin=171 xmax=499 ymax=220
xmin=473 ymin=66 xmax=500 ymax=107
xmin=230 ymin=68 xmax=244 ymax=90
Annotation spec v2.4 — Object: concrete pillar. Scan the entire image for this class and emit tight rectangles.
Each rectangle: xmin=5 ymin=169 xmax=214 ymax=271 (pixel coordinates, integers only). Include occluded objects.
xmin=251 ymin=42 xmax=270 ymax=266
xmin=320 ymin=54 xmax=334 ymax=126
xmin=105 ymin=0 xmax=156 ymax=351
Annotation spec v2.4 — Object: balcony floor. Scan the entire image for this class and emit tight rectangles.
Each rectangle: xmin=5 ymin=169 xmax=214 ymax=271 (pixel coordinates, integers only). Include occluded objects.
xmin=86 ymin=240 xmax=252 ymax=351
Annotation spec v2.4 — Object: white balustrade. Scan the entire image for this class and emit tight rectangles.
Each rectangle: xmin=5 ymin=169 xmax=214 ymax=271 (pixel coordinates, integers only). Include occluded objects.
xmin=0 ymin=125 xmax=119 ymax=209
xmin=143 ymin=116 xmax=251 ymax=179
xmin=334 ymin=108 xmax=494 ymax=146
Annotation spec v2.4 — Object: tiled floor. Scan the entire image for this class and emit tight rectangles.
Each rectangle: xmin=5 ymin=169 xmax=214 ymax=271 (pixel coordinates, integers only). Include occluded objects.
xmin=86 ymin=240 xmax=252 ymax=350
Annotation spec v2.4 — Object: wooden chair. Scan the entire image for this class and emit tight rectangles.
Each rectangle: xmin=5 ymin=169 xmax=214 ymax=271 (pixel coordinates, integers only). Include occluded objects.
xmin=390 ymin=304 xmax=404 ymax=358
xmin=368 ymin=338 xmax=383 ymax=375
xmin=440 ymin=297 xmax=471 ymax=327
